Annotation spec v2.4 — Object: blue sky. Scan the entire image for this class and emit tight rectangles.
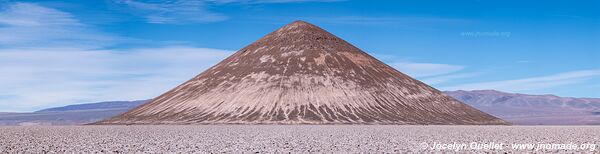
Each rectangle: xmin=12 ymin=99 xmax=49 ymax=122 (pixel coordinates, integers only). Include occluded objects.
xmin=0 ymin=0 xmax=598 ymax=112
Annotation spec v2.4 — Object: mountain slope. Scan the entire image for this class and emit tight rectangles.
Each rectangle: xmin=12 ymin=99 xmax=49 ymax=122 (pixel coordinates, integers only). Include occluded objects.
xmin=97 ymin=21 xmax=507 ymax=125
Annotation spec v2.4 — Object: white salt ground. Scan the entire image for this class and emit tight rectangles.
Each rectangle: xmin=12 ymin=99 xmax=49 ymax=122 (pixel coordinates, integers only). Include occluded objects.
xmin=0 ymin=125 xmax=598 ymax=153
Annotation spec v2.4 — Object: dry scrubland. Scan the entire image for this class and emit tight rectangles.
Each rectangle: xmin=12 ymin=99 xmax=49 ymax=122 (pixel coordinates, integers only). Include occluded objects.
xmin=0 ymin=125 xmax=599 ymax=153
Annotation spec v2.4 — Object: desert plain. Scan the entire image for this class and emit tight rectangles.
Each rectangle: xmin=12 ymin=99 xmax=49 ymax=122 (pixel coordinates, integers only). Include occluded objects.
xmin=0 ymin=125 xmax=599 ymax=153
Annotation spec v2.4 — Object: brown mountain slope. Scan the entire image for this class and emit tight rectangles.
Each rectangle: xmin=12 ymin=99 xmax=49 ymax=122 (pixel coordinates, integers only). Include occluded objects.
xmin=97 ymin=21 xmax=508 ymax=125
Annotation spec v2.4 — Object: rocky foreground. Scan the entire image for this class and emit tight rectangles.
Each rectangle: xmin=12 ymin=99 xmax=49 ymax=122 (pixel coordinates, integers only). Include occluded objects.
xmin=0 ymin=125 xmax=598 ymax=153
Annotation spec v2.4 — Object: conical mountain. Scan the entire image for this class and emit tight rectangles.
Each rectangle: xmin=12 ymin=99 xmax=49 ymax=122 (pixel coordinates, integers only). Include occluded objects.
xmin=97 ymin=21 xmax=508 ymax=125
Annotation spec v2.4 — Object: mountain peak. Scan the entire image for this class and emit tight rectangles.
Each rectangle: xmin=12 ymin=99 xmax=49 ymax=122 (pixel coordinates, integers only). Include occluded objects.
xmin=256 ymin=20 xmax=340 ymax=45
xmin=271 ymin=20 xmax=320 ymax=34
xmin=288 ymin=20 xmax=312 ymax=26
xmin=98 ymin=21 xmax=508 ymax=125
xmin=279 ymin=20 xmax=318 ymax=30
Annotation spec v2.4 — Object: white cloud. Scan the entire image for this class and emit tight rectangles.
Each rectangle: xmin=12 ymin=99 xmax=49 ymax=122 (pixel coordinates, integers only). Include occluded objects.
xmin=309 ymin=16 xmax=467 ymax=25
xmin=441 ymin=70 xmax=600 ymax=92
xmin=387 ymin=61 xmax=480 ymax=85
xmin=0 ymin=3 xmax=118 ymax=48
xmin=0 ymin=2 xmax=234 ymax=112
xmin=0 ymin=47 xmax=232 ymax=112
xmin=390 ymin=62 xmax=465 ymax=78
xmin=420 ymin=72 xmax=481 ymax=85
xmin=117 ymin=0 xmax=228 ymax=24
xmin=116 ymin=0 xmax=346 ymax=24
xmin=210 ymin=0 xmax=344 ymax=4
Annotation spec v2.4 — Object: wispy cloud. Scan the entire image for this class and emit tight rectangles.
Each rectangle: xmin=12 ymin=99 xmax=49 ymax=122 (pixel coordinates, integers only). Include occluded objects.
xmin=208 ymin=0 xmax=346 ymax=4
xmin=420 ymin=72 xmax=481 ymax=85
xmin=0 ymin=2 xmax=233 ymax=112
xmin=116 ymin=0 xmax=228 ymax=24
xmin=441 ymin=70 xmax=600 ymax=92
xmin=0 ymin=46 xmax=232 ymax=112
xmin=0 ymin=3 xmax=118 ymax=48
xmin=306 ymin=16 xmax=468 ymax=25
xmin=116 ymin=0 xmax=345 ymax=24
xmin=210 ymin=0 xmax=344 ymax=4
xmin=386 ymin=61 xmax=482 ymax=85
xmin=390 ymin=62 xmax=465 ymax=78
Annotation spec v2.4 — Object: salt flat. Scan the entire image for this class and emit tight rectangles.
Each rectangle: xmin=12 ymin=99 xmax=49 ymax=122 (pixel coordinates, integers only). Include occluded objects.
xmin=0 ymin=125 xmax=598 ymax=153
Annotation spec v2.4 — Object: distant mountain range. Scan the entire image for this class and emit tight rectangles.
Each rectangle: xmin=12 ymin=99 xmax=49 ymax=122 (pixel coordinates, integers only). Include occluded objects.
xmin=445 ymin=90 xmax=600 ymax=125
xmin=1 ymin=90 xmax=599 ymax=125
xmin=36 ymin=100 xmax=147 ymax=112
xmin=0 ymin=100 xmax=147 ymax=125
